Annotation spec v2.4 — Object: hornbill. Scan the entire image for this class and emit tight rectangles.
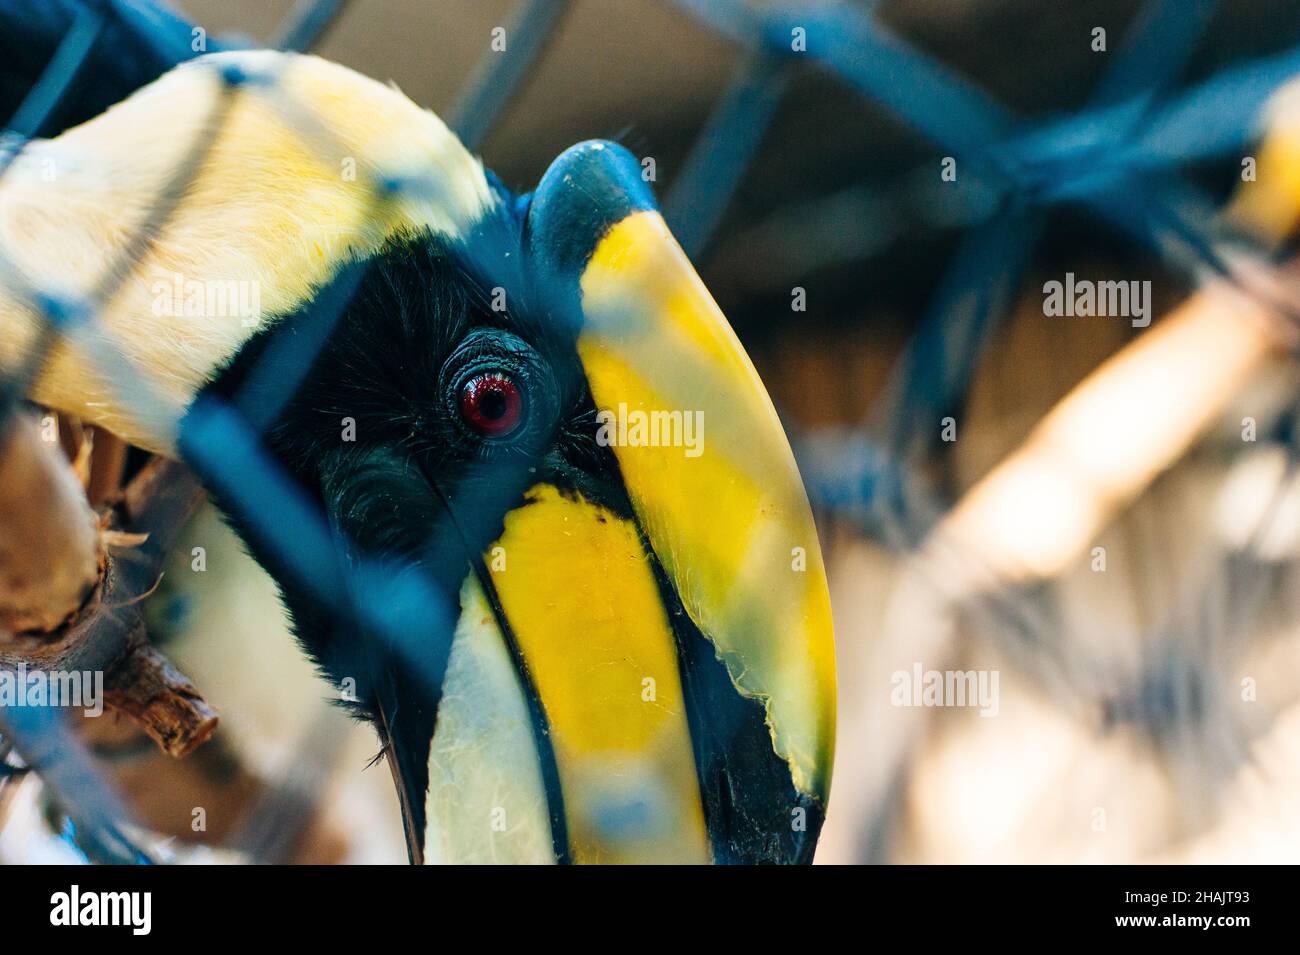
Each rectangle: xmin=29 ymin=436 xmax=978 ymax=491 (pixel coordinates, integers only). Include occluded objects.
xmin=0 ymin=48 xmax=836 ymax=864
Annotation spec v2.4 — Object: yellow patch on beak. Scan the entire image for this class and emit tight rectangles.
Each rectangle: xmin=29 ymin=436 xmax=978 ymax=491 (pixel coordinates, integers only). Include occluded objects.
xmin=488 ymin=483 xmax=711 ymax=864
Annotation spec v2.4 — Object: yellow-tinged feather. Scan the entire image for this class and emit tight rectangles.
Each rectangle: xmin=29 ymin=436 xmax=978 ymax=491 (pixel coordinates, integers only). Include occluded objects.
xmin=424 ymin=575 xmax=555 ymax=865
xmin=0 ymin=50 xmax=492 ymax=454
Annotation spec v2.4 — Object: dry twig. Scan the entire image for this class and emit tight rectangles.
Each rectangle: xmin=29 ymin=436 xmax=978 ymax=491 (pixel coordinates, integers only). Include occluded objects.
xmin=0 ymin=435 xmax=216 ymax=758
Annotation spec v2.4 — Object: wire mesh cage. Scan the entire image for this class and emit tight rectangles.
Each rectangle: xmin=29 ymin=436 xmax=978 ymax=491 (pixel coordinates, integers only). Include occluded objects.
xmin=1 ymin=0 xmax=1300 ymax=866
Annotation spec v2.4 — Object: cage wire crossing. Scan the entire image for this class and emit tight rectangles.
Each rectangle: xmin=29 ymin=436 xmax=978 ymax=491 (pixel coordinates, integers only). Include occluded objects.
xmin=0 ymin=0 xmax=1297 ymax=863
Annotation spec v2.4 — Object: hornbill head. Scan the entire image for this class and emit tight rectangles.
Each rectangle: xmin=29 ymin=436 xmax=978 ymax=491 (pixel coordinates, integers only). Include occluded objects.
xmin=0 ymin=51 xmax=835 ymax=863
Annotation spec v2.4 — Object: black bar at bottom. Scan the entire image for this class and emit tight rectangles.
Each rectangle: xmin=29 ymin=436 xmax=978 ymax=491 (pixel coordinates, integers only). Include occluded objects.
xmin=2 ymin=864 xmax=1281 ymax=941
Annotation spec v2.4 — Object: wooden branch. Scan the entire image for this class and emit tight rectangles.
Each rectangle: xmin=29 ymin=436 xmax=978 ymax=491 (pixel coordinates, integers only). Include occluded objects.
xmin=0 ymin=449 xmax=216 ymax=757
xmin=103 ymin=643 xmax=218 ymax=758
xmin=86 ymin=427 xmax=128 ymax=508
xmin=0 ymin=414 xmax=102 ymax=634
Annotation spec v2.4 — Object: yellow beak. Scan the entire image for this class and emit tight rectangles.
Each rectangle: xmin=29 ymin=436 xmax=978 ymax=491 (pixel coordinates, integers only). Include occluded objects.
xmin=577 ymin=210 xmax=837 ymax=807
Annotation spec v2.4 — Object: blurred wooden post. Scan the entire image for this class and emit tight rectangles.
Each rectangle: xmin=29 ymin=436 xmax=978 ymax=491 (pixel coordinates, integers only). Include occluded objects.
xmin=935 ymin=268 xmax=1289 ymax=593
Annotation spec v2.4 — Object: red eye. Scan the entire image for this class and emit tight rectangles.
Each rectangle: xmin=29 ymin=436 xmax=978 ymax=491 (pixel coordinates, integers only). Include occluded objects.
xmin=460 ymin=373 xmax=523 ymax=437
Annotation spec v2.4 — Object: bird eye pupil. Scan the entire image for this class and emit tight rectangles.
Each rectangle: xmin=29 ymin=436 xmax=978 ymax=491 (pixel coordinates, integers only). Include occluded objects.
xmin=479 ymin=390 xmax=507 ymax=420
xmin=460 ymin=373 xmax=523 ymax=437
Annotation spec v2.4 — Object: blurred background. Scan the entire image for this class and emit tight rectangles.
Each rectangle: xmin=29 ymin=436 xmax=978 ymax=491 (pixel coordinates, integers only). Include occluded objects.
xmin=5 ymin=0 xmax=1300 ymax=863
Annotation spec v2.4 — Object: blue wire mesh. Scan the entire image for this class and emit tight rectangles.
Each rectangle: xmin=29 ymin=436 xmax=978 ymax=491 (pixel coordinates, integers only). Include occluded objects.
xmin=0 ymin=0 xmax=1297 ymax=862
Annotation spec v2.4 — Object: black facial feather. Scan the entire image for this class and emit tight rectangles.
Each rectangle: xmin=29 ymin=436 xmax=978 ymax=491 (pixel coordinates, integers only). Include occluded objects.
xmin=197 ymin=222 xmax=591 ymax=675
xmin=186 ymin=223 xmax=594 ymax=850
